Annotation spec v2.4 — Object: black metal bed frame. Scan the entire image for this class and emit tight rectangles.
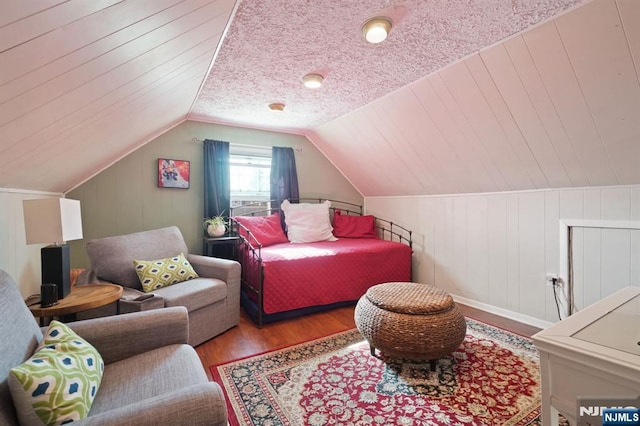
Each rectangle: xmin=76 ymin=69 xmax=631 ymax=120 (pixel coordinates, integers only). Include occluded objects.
xmin=229 ymin=198 xmax=413 ymax=327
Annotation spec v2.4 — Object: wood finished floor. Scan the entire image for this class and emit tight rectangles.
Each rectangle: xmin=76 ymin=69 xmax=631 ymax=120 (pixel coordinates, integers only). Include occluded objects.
xmin=196 ymin=303 xmax=541 ymax=378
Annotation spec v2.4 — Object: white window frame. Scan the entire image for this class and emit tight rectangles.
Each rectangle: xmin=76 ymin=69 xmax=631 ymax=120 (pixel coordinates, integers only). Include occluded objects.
xmin=229 ymin=144 xmax=272 ymax=205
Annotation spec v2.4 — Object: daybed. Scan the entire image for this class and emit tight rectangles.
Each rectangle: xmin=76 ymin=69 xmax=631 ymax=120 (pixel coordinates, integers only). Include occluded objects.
xmin=231 ymin=199 xmax=413 ymax=327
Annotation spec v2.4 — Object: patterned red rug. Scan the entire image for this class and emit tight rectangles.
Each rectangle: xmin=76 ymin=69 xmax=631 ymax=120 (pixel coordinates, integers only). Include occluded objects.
xmin=211 ymin=318 xmax=544 ymax=425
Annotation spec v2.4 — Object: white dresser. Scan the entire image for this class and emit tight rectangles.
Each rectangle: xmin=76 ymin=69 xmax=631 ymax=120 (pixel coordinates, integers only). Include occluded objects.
xmin=532 ymin=286 xmax=640 ymax=426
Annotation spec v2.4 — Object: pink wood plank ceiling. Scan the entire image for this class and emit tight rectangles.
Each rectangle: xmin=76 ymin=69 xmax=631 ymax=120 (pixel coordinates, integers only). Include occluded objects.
xmin=4 ymin=0 xmax=640 ymax=196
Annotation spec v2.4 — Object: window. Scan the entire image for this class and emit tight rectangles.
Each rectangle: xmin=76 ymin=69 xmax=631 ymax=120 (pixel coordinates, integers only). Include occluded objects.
xmin=229 ymin=153 xmax=271 ymax=206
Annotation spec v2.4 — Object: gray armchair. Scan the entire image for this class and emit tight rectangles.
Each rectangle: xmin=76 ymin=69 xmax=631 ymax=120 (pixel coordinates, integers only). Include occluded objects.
xmin=0 ymin=269 xmax=228 ymax=426
xmin=77 ymin=226 xmax=241 ymax=346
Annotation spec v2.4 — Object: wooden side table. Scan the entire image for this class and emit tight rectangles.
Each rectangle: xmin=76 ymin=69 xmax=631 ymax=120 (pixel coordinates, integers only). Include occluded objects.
xmin=29 ymin=284 xmax=123 ymax=325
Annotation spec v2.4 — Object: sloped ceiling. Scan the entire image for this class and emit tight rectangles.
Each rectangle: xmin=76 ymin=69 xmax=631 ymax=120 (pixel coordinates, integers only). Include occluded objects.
xmin=2 ymin=0 xmax=639 ymax=197
xmin=190 ymin=0 xmax=585 ymax=132
xmin=309 ymin=0 xmax=640 ymax=196
xmin=0 ymin=0 xmax=235 ymax=193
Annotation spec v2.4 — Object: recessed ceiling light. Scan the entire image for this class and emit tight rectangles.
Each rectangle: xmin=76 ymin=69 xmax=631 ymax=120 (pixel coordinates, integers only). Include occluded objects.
xmin=362 ymin=17 xmax=392 ymax=44
xmin=268 ymin=102 xmax=285 ymax=112
xmin=302 ymin=73 xmax=324 ymax=89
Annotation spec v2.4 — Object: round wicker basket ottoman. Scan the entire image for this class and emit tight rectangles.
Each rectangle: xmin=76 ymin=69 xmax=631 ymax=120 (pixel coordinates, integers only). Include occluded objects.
xmin=355 ymin=282 xmax=467 ymax=370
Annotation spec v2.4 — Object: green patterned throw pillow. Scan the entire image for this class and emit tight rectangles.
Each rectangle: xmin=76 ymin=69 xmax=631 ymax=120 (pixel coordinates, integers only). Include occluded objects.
xmin=9 ymin=321 xmax=104 ymax=426
xmin=134 ymin=252 xmax=199 ymax=293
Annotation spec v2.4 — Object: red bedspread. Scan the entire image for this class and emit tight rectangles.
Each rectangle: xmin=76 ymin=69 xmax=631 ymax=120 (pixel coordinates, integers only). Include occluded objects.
xmin=244 ymin=238 xmax=412 ymax=314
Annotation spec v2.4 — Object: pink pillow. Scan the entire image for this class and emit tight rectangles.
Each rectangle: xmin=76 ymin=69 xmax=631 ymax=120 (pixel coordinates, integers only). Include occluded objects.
xmin=332 ymin=210 xmax=378 ymax=239
xmin=233 ymin=212 xmax=288 ymax=247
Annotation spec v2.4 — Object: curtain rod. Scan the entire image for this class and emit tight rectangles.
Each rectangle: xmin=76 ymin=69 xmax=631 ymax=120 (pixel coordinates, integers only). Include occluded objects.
xmin=191 ymin=138 xmax=302 ymax=152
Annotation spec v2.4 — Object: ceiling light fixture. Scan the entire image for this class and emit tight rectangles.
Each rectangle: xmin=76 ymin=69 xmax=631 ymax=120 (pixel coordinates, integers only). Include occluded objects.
xmin=268 ymin=102 xmax=285 ymax=112
xmin=362 ymin=17 xmax=392 ymax=44
xmin=302 ymin=73 xmax=324 ymax=89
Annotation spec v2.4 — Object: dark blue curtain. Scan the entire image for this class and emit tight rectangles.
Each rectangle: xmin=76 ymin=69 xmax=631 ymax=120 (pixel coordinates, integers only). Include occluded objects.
xmin=203 ymin=139 xmax=230 ymax=223
xmin=270 ymin=146 xmax=299 ymax=212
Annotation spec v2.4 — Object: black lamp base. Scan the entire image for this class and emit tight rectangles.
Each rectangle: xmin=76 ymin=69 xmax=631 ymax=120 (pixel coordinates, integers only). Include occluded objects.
xmin=41 ymin=244 xmax=71 ymax=300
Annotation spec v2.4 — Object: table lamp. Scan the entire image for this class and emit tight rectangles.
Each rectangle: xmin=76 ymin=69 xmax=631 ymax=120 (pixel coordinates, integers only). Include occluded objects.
xmin=23 ymin=198 xmax=83 ymax=300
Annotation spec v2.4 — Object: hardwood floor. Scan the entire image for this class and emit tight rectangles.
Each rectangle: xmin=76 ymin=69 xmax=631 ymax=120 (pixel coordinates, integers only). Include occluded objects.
xmin=196 ymin=303 xmax=541 ymax=377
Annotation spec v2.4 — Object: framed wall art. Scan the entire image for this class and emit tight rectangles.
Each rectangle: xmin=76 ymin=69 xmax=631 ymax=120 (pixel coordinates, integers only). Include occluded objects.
xmin=158 ymin=158 xmax=190 ymax=189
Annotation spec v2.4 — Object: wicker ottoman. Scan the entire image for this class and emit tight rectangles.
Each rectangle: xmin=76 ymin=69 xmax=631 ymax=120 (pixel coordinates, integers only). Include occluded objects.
xmin=355 ymin=282 xmax=467 ymax=370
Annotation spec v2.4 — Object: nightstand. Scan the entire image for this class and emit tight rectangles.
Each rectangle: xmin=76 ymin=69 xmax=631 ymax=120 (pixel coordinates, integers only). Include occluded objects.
xmin=203 ymin=236 xmax=239 ymax=259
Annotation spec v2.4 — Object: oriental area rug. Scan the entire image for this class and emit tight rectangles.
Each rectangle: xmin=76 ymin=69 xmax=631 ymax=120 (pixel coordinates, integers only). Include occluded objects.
xmin=212 ymin=319 xmax=545 ymax=426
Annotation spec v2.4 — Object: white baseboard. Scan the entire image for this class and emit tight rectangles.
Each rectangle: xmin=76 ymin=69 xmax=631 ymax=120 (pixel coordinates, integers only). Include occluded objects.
xmin=451 ymin=293 xmax=554 ymax=330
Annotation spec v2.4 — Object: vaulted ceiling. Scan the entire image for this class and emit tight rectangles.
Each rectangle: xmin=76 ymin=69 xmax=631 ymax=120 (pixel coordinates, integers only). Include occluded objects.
xmin=2 ymin=0 xmax=638 ymax=197
xmin=1 ymin=0 xmax=235 ymax=193
xmin=309 ymin=0 xmax=640 ymax=195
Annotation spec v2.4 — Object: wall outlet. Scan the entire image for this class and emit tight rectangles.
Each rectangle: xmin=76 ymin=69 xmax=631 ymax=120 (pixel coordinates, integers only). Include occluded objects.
xmin=546 ymin=273 xmax=560 ymax=287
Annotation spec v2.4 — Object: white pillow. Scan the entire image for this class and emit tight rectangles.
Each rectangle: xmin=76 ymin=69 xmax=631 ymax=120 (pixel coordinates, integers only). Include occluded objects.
xmin=281 ymin=200 xmax=337 ymax=243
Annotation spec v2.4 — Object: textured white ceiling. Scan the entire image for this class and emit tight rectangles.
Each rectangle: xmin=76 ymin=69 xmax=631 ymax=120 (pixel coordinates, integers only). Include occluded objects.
xmin=190 ymin=0 xmax=587 ymax=133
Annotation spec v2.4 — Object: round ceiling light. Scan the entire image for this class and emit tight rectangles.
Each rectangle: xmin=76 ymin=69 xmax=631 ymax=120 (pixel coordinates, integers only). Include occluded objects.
xmin=362 ymin=17 xmax=392 ymax=44
xmin=302 ymin=73 xmax=324 ymax=89
xmin=268 ymin=102 xmax=285 ymax=112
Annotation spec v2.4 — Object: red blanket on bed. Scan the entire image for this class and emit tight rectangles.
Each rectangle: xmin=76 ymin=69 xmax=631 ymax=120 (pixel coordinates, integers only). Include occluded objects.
xmin=243 ymin=238 xmax=412 ymax=314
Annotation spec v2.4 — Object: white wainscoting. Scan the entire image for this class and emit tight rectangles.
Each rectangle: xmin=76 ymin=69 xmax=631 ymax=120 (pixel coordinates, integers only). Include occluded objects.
xmin=365 ymin=184 xmax=640 ymax=326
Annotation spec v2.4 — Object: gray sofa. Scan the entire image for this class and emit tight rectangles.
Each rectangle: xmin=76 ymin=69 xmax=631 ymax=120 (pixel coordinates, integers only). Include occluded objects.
xmin=78 ymin=226 xmax=241 ymax=346
xmin=0 ymin=269 xmax=228 ymax=426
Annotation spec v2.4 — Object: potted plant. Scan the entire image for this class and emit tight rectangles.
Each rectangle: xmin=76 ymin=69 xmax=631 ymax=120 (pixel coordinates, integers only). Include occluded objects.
xmin=204 ymin=214 xmax=227 ymax=237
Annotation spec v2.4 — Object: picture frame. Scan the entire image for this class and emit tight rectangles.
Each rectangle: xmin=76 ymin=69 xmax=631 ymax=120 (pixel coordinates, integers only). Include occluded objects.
xmin=158 ymin=158 xmax=190 ymax=189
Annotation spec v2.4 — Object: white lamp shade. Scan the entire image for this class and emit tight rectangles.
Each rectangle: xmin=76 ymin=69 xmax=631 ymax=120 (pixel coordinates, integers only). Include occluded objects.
xmin=23 ymin=198 xmax=83 ymax=244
